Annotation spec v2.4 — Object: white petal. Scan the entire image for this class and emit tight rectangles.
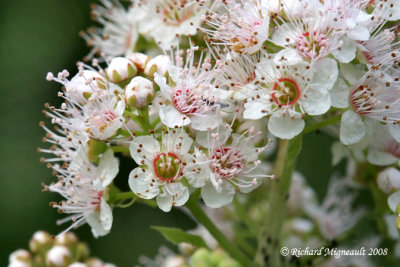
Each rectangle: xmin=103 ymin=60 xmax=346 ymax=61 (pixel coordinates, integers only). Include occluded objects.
xmin=100 ymin=198 xmax=113 ymax=231
xmin=309 ymin=58 xmax=338 ymax=91
xmin=348 ymin=26 xmax=370 ymax=41
xmin=243 ymin=101 xmax=268 ymax=120
xmin=85 ymin=212 xmax=109 ymax=238
xmin=340 ymin=63 xmax=364 ymax=84
xmin=97 ymin=150 xmax=119 ymax=188
xmin=271 ymin=26 xmax=294 ymax=46
xmin=339 ymin=110 xmax=366 ymax=145
xmin=330 ymin=78 xmax=349 ymax=109
xmin=302 ymin=88 xmax=331 ymax=115
xmin=160 ymin=105 xmax=190 ymax=128
xmin=129 ymin=135 xmax=159 ymax=164
xmin=274 ymin=48 xmax=304 ymax=65
xmin=128 ymin=168 xmax=160 ymax=199
xmin=268 ymin=116 xmax=305 ymax=140
xmin=156 ymin=183 xmax=189 ymax=212
xmin=388 ymin=191 xmax=400 ymax=212
xmin=163 ymin=128 xmax=193 ymax=154
xmin=184 ymin=153 xmax=210 ymax=188
xmin=378 ymin=168 xmax=400 ymax=194
xmin=201 ymin=181 xmax=235 ymax=208
xmin=367 ymin=150 xmax=397 ymax=166
xmin=196 ymin=125 xmax=231 ymax=149
xmin=331 ymin=142 xmax=349 ymax=165
xmin=332 ymin=38 xmax=357 ymax=63
xmin=190 ymin=113 xmax=221 ymax=131
xmin=388 ymin=124 xmax=400 ymax=143
xmin=154 ymin=73 xmax=172 ymax=100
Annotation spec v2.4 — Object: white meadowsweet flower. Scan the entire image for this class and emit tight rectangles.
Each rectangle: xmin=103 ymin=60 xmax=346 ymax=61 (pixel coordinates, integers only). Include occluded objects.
xmin=47 ymin=149 xmax=118 ymax=237
xmin=378 ymin=167 xmax=400 ymax=194
xmin=339 ymin=70 xmax=400 ymax=145
xmin=357 ymin=27 xmax=400 ymax=70
xmin=305 ymin=177 xmax=365 ymax=240
xmin=128 ymin=129 xmax=208 ymax=212
xmin=83 ymin=91 xmax=125 ymax=140
xmin=46 ymin=69 xmax=106 ymax=105
xmin=201 ymin=0 xmax=270 ymax=54
xmin=82 ymin=0 xmax=145 ymax=58
xmin=324 ymin=0 xmax=371 ymax=42
xmin=137 ymin=0 xmax=209 ymax=49
xmin=195 ymin=124 xmax=273 ymax=208
xmin=365 ymin=125 xmax=400 ymax=166
xmin=272 ymin=2 xmax=348 ymax=64
xmin=369 ymin=0 xmax=400 ymax=21
xmin=243 ymin=53 xmax=338 ymax=139
xmin=154 ymin=47 xmax=222 ymax=131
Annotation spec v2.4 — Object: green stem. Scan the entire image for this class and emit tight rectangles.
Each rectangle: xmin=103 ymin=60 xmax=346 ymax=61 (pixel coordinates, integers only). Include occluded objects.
xmin=255 ymin=136 xmax=302 ymax=267
xmin=302 ymin=113 xmax=341 ymax=135
xmin=186 ymin=192 xmax=258 ymax=267
xmin=115 ymin=191 xmax=136 ymax=202
xmin=111 ymin=146 xmax=130 ymax=153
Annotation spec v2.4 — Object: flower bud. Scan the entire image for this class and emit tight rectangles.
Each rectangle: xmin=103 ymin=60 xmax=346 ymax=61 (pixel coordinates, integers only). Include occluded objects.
xmin=9 ymin=249 xmax=32 ymax=267
xmin=68 ymin=263 xmax=87 ymax=267
xmin=54 ymin=232 xmax=78 ymax=246
xmin=46 ymin=245 xmax=71 ymax=267
xmin=106 ymin=57 xmax=137 ymax=83
xmin=66 ymin=71 xmax=106 ymax=104
xmin=125 ymin=76 xmax=154 ymax=108
xmin=144 ymin=55 xmax=170 ymax=77
xmin=377 ymin=168 xmax=400 ymax=194
xmin=29 ymin=231 xmax=53 ymax=253
xmin=128 ymin=53 xmax=150 ymax=73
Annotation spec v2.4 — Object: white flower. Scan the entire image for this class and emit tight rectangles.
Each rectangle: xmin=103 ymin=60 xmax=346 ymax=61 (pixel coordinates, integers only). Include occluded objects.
xmin=82 ymin=0 xmax=144 ymax=58
xmin=83 ymin=91 xmax=125 ymax=140
xmin=128 ymin=129 xmax=208 ymax=212
xmin=271 ymin=6 xmax=345 ymax=63
xmin=47 ymin=69 xmax=106 ymax=105
xmin=195 ymin=125 xmax=273 ymax=208
xmin=378 ymin=167 xmax=400 ymax=194
xmin=137 ymin=0 xmax=208 ymax=49
xmin=154 ymin=47 xmax=222 ymax=131
xmin=47 ymin=149 xmax=118 ymax=237
xmin=243 ymin=53 xmax=338 ymax=139
xmin=305 ymin=177 xmax=365 ymax=240
xmin=340 ymin=71 xmax=400 ymax=145
xmin=369 ymin=0 xmax=400 ymax=21
xmin=201 ymin=0 xmax=269 ymax=54
xmin=366 ymin=125 xmax=400 ymax=166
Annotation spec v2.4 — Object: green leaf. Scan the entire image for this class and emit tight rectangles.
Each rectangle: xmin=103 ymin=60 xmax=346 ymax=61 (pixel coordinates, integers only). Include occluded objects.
xmin=151 ymin=226 xmax=209 ymax=248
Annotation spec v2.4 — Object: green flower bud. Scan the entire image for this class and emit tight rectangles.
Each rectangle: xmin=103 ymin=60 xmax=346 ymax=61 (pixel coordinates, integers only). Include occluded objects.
xmin=144 ymin=55 xmax=170 ymax=77
xmin=128 ymin=53 xmax=150 ymax=73
xmin=191 ymin=248 xmax=213 ymax=267
xmin=106 ymin=57 xmax=137 ymax=83
xmin=29 ymin=231 xmax=53 ymax=253
xmin=125 ymin=76 xmax=154 ymax=108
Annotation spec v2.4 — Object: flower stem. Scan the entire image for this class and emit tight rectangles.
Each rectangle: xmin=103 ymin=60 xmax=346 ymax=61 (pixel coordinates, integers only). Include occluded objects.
xmin=110 ymin=146 xmax=130 ymax=153
xmin=255 ymin=136 xmax=302 ymax=267
xmin=302 ymin=113 xmax=341 ymax=135
xmin=186 ymin=192 xmax=258 ymax=267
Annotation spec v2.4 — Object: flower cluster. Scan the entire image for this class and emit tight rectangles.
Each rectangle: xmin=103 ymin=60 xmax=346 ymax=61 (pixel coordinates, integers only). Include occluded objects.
xmin=34 ymin=0 xmax=400 ymax=265
xmin=8 ymin=231 xmax=115 ymax=267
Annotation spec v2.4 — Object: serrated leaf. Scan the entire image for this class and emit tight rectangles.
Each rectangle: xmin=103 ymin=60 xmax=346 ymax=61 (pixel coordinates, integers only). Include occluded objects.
xmin=151 ymin=226 xmax=208 ymax=248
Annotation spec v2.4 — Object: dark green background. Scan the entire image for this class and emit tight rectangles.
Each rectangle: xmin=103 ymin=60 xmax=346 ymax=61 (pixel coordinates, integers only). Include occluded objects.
xmin=0 ymin=0 xmax=380 ymax=266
